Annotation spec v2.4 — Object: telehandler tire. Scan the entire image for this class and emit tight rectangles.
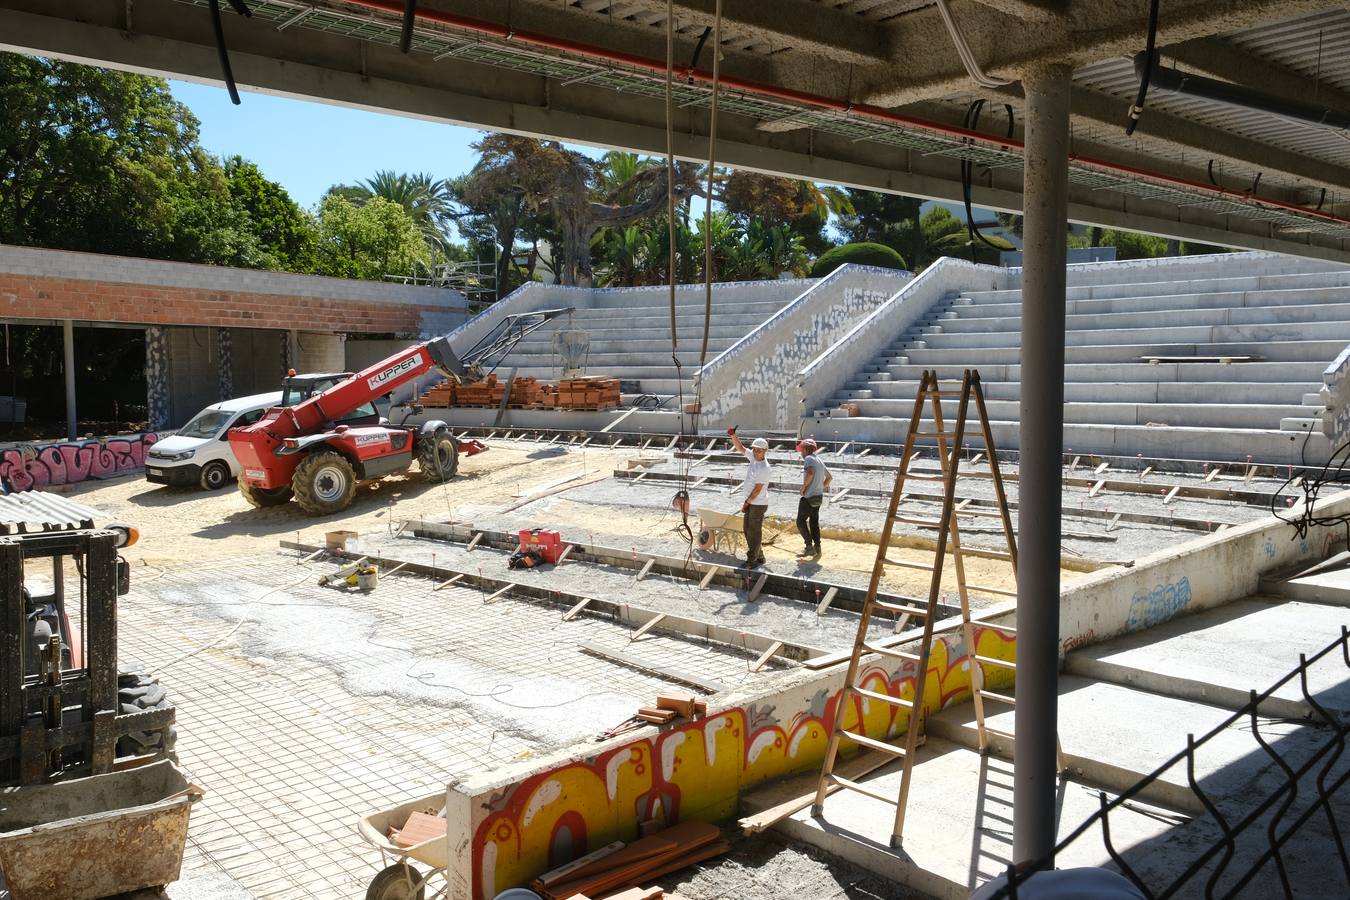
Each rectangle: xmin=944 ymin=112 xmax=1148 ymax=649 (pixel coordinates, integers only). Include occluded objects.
xmin=239 ymin=480 xmax=293 ymax=508
xmin=416 ymin=428 xmax=459 ymax=483
xmin=293 ymin=450 xmax=357 ymax=515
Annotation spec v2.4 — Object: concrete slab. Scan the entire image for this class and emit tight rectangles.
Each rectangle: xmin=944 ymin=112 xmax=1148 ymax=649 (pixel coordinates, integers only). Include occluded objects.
xmin=355 ymin=531 xmax=889 ymax=653
xmin=1065 ymin=597 xmax=1350 ymax=720
xmin=742 ymin=737 xmax=1185 ymax=900
xmin=928 ymin=675 xmax=1337 ymax=817
xmin=1263 ymin=554 xmax=1350 ymax=608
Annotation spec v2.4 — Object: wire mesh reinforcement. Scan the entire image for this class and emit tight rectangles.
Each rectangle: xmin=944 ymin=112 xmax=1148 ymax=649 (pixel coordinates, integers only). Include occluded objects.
xmin=988 ymin=625 xmax=1350 ymax=900
xmin=172 ymin=0 xmax=1350 ymax=242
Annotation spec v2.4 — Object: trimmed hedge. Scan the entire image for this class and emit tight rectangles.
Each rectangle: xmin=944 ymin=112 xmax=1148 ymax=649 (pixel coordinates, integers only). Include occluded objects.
xmin=810 ymin=242 xmax=907 ymax=278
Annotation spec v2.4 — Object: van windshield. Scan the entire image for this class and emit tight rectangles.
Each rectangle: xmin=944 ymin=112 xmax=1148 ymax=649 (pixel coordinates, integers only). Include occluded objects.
xmin=178 ymin=409 xmax=233 ymax=440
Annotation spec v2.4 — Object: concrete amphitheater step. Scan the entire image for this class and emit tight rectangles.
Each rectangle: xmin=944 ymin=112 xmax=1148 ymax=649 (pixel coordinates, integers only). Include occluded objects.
xmin=825 ymin=399 xmax=1307 ymax=430
xmin=943 ymin=287 xmax=1350 ymax=321
xmin=888 ymin=339 xmax=1346 ymax=365
xmin=892 ymin=321 xmax=1350 ymax=350
xmin=922 ymin=301 xmax=1350 ymax=333
xmin=868 ymin=361 xmax=1330 ymax=384
xmin=958 ymin=268 xmax=1350 ymax=304
xmin=802 ymin=416 xmax=1332 ymax=464
xmin=840 ymin=379 xmax=1319 ymax=406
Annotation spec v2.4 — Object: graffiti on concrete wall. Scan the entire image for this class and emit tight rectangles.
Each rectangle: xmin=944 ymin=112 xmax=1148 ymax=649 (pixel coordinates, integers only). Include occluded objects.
xmin=469 ymin=627 xmax=1015 ymax=900
xmin=1124 ymin=575 xmax=1192 ymax=632
xmin=696 ymin=268 xmax=910 ymax=430
xmin=0 ymin=434 xmax=160 ymax=492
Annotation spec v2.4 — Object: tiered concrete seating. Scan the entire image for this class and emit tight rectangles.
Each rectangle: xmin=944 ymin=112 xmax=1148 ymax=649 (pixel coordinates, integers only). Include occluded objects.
xmin=809 ymin=261 xmax=1350 ymax=463
xmin=463 ymin=280 xmax=815 ymax=402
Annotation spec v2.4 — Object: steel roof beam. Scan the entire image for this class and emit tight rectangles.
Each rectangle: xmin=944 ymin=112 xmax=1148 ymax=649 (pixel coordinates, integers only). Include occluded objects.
xmin=859 ymin=0 xmax=1339 ymax=108
xmin=534 ymin=0 xmax=894 ymax=66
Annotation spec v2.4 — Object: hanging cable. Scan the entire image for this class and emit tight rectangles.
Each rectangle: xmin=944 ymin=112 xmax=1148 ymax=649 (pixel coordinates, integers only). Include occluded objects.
xmin=663 ymin=0 xmax=693 ymax=546
xmin=699 ymin=0 xmax=722 ymax=371
xmin=934 ymin=0 xmax=1010 ymax=89
xmin=689 ymin=26 xmax=712 ymax=73
xmin=960 ymin=100 xmax=1012 ymax=262
xmin=207 ymin=0 xmax=249 ymax=105
xmin=1125 ymin=0 xmax=1162 ymax=136
xmin=400 ymin=0 xmax=417 ymax=53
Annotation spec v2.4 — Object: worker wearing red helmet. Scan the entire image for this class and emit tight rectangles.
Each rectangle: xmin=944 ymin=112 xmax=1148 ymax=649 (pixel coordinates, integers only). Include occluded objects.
xmin=795 ymin=438 xmax=832 ymax=559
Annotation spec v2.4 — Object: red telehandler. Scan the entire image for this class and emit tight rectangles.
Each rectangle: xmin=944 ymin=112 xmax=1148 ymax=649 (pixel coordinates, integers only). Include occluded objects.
xmin=229 ymin=309 xmax=570 ymax=515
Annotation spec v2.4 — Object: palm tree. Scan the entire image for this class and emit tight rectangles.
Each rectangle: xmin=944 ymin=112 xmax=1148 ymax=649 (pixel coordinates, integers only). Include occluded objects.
xmin=330 ymin=171 xmax=456 ymax=259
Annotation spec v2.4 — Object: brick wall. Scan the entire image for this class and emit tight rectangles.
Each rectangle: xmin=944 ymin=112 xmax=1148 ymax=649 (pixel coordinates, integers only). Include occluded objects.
xmin=0 ymin=245 xmax=466 ymax=335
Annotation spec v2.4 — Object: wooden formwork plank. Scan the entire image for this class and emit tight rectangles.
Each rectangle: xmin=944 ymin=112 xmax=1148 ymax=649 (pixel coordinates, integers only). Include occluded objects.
xmin=751 ymin=641 xmax=785 ymax=673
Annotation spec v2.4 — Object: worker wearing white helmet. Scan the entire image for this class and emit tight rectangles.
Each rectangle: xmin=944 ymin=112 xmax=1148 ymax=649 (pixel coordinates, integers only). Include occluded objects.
xmin=727 ymin=427 xmax=771 ymax=569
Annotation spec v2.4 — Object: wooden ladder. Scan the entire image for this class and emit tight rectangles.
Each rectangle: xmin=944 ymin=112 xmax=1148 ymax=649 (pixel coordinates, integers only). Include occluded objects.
xmin=809 ymin=368 xmax=1023 ymax=848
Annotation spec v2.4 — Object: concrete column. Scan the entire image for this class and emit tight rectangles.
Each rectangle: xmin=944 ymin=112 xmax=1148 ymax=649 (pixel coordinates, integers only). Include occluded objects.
xmin=62 ymin=319 xmax=76 ymax=440
xmin=1014 ymin=64 xmax=1071 ymax=866
xmin=145 ymin=325 xmax=170 ymax=431
xmin=216 ymin=328 xmax=234 ymax=400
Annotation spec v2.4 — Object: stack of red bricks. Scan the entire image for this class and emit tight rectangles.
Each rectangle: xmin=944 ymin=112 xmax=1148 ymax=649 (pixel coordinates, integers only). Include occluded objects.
xmin=553 ymin=377 xmax=621 ymax=411
xmin=418 ymin=375 xmax=621 ymax=411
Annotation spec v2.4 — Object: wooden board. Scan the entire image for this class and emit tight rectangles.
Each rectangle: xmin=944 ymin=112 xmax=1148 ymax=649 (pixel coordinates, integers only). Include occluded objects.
xmin=737 ymin=749 xmax=896 ymax=834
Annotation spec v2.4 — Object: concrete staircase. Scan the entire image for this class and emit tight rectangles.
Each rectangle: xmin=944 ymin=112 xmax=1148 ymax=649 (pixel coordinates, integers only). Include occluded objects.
xmin=807 ymin=262 xmax=1350 ymax=464
xmin=476 ymin=279 xmax=816 ymax=402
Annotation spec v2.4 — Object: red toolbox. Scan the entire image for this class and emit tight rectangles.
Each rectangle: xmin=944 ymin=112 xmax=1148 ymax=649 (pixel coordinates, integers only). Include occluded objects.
xmin=518 ymin=528 xmax=564 ymax=564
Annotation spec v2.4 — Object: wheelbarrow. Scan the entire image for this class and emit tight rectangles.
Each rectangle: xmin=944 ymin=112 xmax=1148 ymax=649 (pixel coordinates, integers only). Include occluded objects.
xmin=694 ymin=506 xmax=744 ymax=554
xmin=358 ymin=791 xmax=452 ymax=900
xmin=0 ymin=759 xmax=203 ymax=900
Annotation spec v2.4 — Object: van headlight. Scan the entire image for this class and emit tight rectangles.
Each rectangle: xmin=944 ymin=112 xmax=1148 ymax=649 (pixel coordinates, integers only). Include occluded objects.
xmin=169 ymin=450 xmax=195 ymax=461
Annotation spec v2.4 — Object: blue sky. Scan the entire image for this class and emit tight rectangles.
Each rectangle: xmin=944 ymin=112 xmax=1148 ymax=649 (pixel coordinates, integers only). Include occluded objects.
xmin=170 ymin=79 xmax=954 ymax=229
xmin=171 ymin=81 xmax=493 ymax=209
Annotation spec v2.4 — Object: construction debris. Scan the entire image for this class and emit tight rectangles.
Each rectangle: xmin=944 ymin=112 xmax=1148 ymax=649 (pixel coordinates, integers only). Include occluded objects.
xmin=533 ymin=821 xmax=728 ymax=900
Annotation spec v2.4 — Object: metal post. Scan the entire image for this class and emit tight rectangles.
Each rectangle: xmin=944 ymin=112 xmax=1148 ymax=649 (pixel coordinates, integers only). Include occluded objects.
xmin=62 ymin=319 xmax=76 ymax=440
xmin=1014 ymin=63 xmax=1071 ymax=866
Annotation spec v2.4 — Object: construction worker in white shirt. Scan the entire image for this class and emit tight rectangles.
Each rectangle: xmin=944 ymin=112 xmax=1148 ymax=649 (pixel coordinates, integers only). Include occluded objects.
xmin=727 ymin=427 xmax=771 ymax=569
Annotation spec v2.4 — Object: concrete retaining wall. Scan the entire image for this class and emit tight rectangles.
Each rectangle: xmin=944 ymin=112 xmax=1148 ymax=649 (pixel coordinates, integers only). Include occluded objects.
xmin=796 ymin=258 xmax=1008 ymax=423
xmin=954 ymin=487 xmax=1350 ymax=657
xmin=1322 ymin=345 xmax=1350 ymax=446
xmin=695 ymin=265 xmax=911 ymax=430
xmin=441 ymin=625 xmax=1016 ymax=900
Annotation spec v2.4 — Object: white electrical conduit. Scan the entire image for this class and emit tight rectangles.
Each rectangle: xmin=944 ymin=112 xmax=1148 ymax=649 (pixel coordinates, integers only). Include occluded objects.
xmin=935 ymin=0 xmax=1011 ymax=89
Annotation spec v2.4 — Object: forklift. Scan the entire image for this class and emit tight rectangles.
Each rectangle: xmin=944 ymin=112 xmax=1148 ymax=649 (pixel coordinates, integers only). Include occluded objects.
xmin=0 ymin=503 xmax=192 ymax=899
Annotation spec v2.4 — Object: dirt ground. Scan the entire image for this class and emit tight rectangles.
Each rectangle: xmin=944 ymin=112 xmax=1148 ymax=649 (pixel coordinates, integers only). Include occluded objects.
xmin=53 ymin=440 xmax=629 ymax=567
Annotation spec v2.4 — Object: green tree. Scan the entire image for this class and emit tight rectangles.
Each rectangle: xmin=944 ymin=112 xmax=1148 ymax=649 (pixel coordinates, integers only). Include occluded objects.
xmin=225 ymin=156 xmax=317 ymax=271
xmin=837 ymin=189 xmax=924 ymax=269
xmin=0 ymin=53 xmax=262 ymax=265
xmin=313 ymin=195 xmax=429 ymax=280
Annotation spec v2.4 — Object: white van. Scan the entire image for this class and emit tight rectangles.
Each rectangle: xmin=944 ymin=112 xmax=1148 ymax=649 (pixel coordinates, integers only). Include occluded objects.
xmin=145 ymin=392 xmax=282 ymax=490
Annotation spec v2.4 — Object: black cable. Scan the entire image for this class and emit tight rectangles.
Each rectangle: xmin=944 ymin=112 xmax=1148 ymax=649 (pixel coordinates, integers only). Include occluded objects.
xmin=689 ymin=26 xmax=712 ymax=74
xmin=225 ymin=0 xmax=252 ymax=14
xmin=960 ymin=100 xmax=1008 ymax=261
xmin=1125 ymin=0 xmax=1162 ymax=136
xmin=400 ymin=0 xmax=417 ymax=53
xmin=1271 ymin=435 xmax=1350 ymax=541
xmin=1250 ymin=171 xmax=1262 ymax=194
xmin=1315 ymin=188 xmax=1327 ymax=212
xmin=1207 ymin=159 xmax=1219 ymax=186
xmin=207 ymin=0 xmax=242 ymax=106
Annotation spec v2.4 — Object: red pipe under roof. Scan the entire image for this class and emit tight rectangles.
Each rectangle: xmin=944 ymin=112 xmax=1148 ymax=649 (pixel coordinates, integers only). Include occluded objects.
xmin=337 ymin=0 xmax=1350 ymax=232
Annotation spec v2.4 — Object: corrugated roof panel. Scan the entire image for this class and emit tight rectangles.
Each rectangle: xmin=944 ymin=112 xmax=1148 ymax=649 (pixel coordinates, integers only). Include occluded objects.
xmin=0 ymin=492 xmax=103 ymax=535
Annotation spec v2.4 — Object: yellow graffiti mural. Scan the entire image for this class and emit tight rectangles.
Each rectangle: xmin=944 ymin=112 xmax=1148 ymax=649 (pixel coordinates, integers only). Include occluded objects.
xmin=471 ymin=627 xmax=1015 ymax=899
